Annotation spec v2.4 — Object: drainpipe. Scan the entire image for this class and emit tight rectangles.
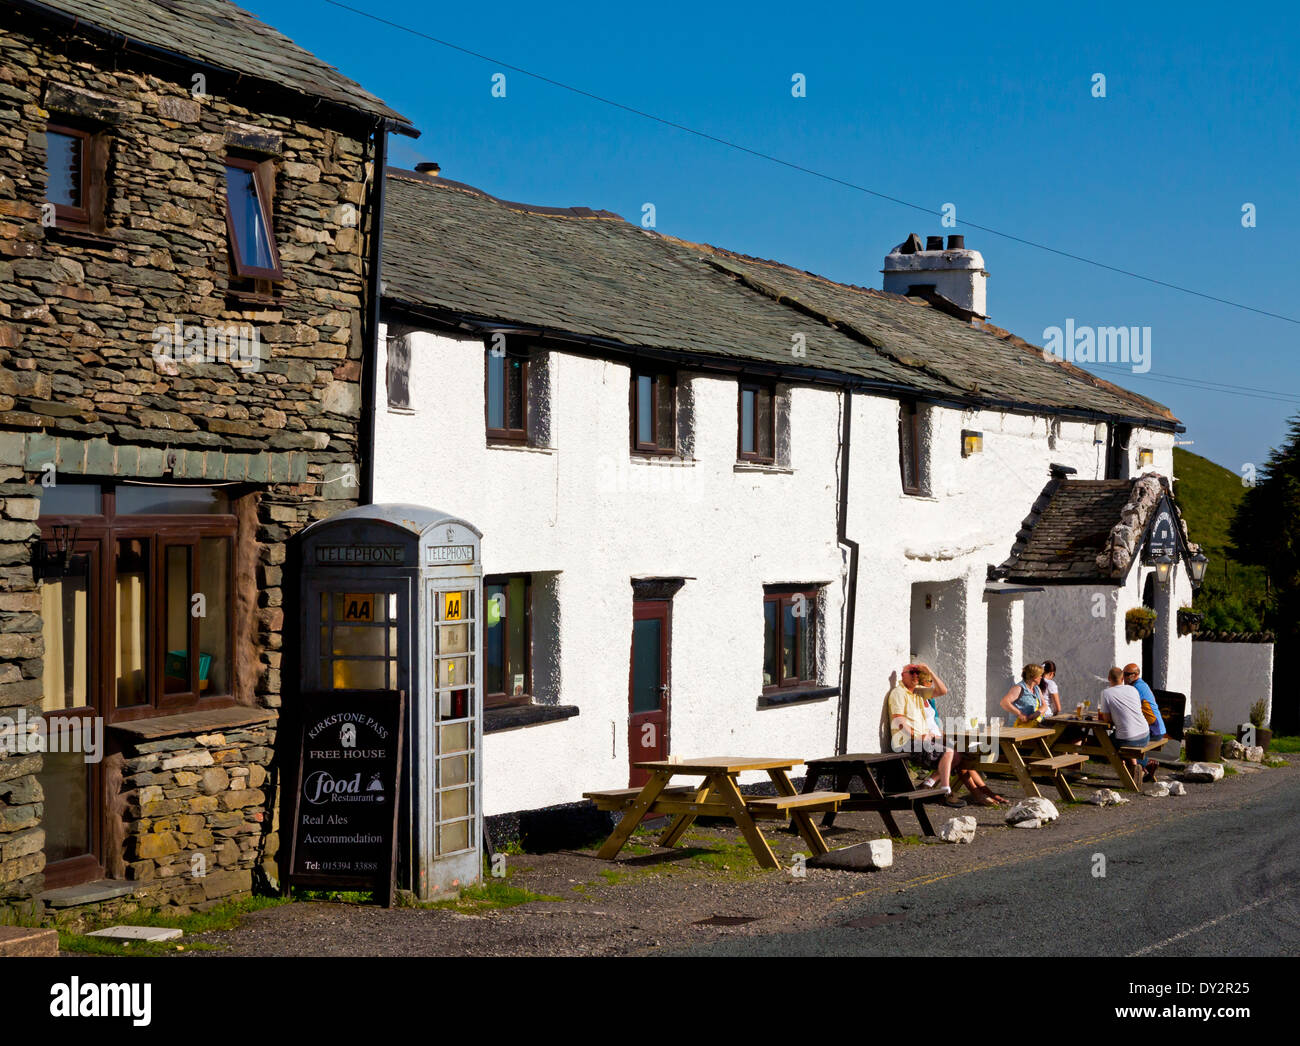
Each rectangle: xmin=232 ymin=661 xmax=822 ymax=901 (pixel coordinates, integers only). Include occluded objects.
xmin=358 ymin=118 xmax=390 ymax=506
xmin=835 ymin=389 xmax=859 ymax=756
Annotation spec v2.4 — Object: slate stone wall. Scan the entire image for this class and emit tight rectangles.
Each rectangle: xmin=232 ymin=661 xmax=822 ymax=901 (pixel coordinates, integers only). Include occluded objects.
xmin=0 ymin=12 xmax=377 ymax=908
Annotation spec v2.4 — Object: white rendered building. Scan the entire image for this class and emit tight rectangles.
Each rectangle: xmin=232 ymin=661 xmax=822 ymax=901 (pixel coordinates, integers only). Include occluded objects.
xmin=371 ymin=169 xmax=1196 ymax=832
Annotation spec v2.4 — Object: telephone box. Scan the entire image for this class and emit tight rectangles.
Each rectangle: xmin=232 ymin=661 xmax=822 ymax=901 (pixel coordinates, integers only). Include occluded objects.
xmin=298 ymin=503 xmax=483 ymax=898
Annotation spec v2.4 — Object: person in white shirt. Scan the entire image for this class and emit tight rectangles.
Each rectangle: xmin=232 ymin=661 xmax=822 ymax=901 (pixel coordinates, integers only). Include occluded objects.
xmin=1097 ymin=666 xmax=1149 ymax=785
xmin=1040 ymin=660 xmax=1062 ymax=717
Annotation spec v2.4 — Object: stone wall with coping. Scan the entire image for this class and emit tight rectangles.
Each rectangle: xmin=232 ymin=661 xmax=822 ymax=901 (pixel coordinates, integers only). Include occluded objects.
xmin=0 ymin=12 xmax=375 ymax=907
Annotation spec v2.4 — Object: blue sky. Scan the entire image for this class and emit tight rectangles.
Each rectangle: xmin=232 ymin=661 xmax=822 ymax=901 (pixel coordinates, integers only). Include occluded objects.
xmin=250 ymin=0 xmax=1300 ymax=473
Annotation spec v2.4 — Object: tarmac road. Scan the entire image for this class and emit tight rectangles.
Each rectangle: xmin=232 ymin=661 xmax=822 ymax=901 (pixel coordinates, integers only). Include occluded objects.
xmin=668 ymin=768 xmax=1300 ymax=957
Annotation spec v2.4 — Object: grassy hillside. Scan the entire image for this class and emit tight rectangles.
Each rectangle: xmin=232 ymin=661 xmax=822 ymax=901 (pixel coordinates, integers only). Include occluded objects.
xmin=1172 ymin=447 xmax=1271 ymax=632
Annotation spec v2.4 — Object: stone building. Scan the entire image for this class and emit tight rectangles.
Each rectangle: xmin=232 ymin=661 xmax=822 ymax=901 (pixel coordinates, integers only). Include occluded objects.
xmin=373 ymin=168 xmax=1198 ymax=840
xmin=0 ymin=0 xmax=414 ymax=914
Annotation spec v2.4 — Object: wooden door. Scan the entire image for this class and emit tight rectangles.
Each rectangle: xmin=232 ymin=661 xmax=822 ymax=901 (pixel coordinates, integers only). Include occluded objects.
xmin=628 ymin=600 xmax=670 ymax=786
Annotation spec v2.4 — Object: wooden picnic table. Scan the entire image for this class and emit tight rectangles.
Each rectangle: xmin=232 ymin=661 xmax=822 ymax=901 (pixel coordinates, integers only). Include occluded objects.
xmin=960 ymin=725 xmax=1086 ymax=802
xmin=799 ymin=753 xmax=949 ymax=837
xmin=584 ymin=757 xmax=848 ymax=870
xmin=1044 ymin=714 xmax=1143 ymax=792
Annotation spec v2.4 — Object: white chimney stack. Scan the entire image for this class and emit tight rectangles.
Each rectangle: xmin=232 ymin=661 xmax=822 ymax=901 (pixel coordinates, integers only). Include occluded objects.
xmin=882 ymin=233 xmax=988 ymax=321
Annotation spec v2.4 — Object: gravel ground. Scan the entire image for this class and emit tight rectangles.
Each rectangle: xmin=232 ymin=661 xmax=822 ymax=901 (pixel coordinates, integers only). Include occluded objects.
xmin=186 ymin=755 xmax=1294 ymax=957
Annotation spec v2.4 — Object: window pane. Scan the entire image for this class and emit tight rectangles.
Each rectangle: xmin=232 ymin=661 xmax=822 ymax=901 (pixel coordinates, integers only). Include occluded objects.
xmin=656 ymin=375 xmax=674 ymax=449
xmin=800 ymin=608 xmax=816 ymax=683
xmin=116 ymin=485 xmax=228 ymax=515
xmin=756 ymin=388 xmax=774 ymax=459
xmin=485 ymin=583 xmax=505 ymax=694
xmin=741 ymin=389 xmax=755 ymax=454
xmin=331 ymin=625 xmax=385 ymax=657
xmin=198 ymin=537 xmax=229 ymax=694
xmin=440 ymin=786 xmax=470 ymax=820
xmin=631 ymin=617 xmax=662 ymax=713
xmin=37 ymin=749 xmax=89 ymax=863
xmin=506 ymin=576 xmax=527 ymax=695
xmin=40 ymin=571 xmax=90 ymax=711
xmin=440 ymin=754 xmax=469 ymax=787
xmin=39 ymin=483 xmax=100 ymax=515
xmin=438 ymin=819 xmax=470 ymax=855
xmin=486 ymin=353 xmax=504 ymax=429
xmin=116 ymin=538 xmax=149 ymax=707
xmin=225 ymin=164 xmax=276 ymax=271
xmin=900 ymin=404 xmax=918 ymax=490
xmin=46 ymin=131 xmax=82 ymax=207
xmin=332 ymin=659 xmax=388 ymax=689
xmin=636 ymin=374 xmax=653 ymax=445
xmin=505 ymin=357 xmax=525 ymax=430
xmin=782 ymin=600 xmax=796 ymax=682
xmin=441 ymin=721 xmax=469 ymax=753
xmin=163 ymin=545 xmax=192 ymax=694
xmin=763 ymin=600 xmax=778 ymax=686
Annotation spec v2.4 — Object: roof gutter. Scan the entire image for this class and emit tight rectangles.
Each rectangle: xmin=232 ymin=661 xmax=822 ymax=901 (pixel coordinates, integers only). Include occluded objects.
xmin=359 ymin=117 xmax=393 ymax=505
xmin=8 ymin=0 xmax=419 ymax=138
xmin=835 ymin=389 xmax=858 ymax=756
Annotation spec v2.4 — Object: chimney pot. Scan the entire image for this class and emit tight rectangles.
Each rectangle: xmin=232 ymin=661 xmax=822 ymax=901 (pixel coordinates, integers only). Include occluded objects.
xmin=947 ymin=234 xmax=965 ymax=250
xmin=926 ymin=235 xmax=945 ymax=251
xmin=415 ymin=162 xmax=441 ymax=176
xmin=882 ymin=233 xmax=988 ymax=320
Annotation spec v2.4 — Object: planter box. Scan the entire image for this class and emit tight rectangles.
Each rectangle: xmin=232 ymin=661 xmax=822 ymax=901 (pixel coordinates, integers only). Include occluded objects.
xmin=1185 ymin=732 xmax=1222 ymax=763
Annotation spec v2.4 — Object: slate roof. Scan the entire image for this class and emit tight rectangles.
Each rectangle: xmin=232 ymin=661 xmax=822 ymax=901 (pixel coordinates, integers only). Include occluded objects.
xmin=996 ymin=477 xmax=1143 ymax=583
xmin=382 ymin=170 xmax=1179 ymax=428
xmin=12 ymin=0 xmax=411 ymax=128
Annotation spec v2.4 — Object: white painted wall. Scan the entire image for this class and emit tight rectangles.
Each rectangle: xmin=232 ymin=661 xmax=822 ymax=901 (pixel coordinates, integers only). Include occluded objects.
xmin=374 ymin=322 xmax=1179 ymax=816
xmin=1191 ymin=641 xmax=1274 ymax=735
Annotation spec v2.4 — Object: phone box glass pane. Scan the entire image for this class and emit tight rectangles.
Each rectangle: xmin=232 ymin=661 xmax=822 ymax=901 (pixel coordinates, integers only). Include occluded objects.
xmin=440 ymin=721 xmax=469 ymax=753
xmin=440 ymin=753 xmax=469 ymax=787
xmin=438 ymin=820 xmax=470 ymax=854
xmin=440 ymin=787 xmax=470 ymax=820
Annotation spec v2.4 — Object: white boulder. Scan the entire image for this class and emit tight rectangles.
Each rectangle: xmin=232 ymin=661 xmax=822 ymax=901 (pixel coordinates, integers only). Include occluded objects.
xmin=1005 ymin=797 xmax=1059 ymax=824
xmin=1011 ymin=818 xmax=1043 ymax=829
xmin=1222 ymin=738 xmax=1245 ymax=760
xmin=1168 ymin=781 xmax=1186 ymax=796
xmin=938 ymin=816 xmax=977 ymax=844
xmin=1181 ymin=762 xmax=1224 ymax=782
xmin=1089 ymin=788 xmax=1130 ymax=806
xmin=1145 ymin=781 xmax=1171 ymax=797
xmin=1244 ymin=746 xmax=1264 ymax=763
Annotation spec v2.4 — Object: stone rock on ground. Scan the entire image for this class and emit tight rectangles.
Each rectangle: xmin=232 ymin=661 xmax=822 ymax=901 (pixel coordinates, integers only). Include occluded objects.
xmin=1181 ymin=762 xmax=1225 ymax=782
xmin=1011 ymin=818 xmax=1043 ymax=829
xmin=1145 ymin=781 xmax=1171 ymax=797
xmin=1005 ymin=797 xmax=1059 ymax=824
xmin=809 ymin=838 xmax=893 ymax=871
xmin=1244 ymin=746 xmax=1264 ymax=763
xmin=1222 ymin=738 xmax=1245 ymax=759
xmin=1089 ymin=788 xmax=1130 ymax=806
xmin=1168 ymin=781 xmax=1186 ymax=795
xmin=938 ymin=816 xmax=976 ymax=843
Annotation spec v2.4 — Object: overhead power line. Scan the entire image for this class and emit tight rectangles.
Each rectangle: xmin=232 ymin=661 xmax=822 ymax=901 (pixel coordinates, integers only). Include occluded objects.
xmin=325 ymin=0 xmax=1300 ymax=327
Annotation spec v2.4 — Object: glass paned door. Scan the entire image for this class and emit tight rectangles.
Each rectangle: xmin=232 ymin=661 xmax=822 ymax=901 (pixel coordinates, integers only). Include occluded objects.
xmin=432 ymin=585 xmax=476 ymax=856
xmin=628 ymin=600 xmax=670 ymax=786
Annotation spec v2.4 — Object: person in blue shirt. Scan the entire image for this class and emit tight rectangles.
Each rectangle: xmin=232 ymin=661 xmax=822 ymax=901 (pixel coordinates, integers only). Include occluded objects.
xmin=1123 ymin=664 xmax=1166 ymax=782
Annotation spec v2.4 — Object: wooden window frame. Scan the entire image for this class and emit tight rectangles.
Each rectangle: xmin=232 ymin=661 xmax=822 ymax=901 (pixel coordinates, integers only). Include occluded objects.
xmin=762 ymin=586 xmax=819 ymax=691
xmin=224 ymin=155 xmax=285 ymax=283
xmin=899 ymin=399 xmax=923 ymax=495
xmin=630 ymin=369 xmax=676 ymax=456
xmin=45 ymin=121 xmax=110 ymax=234
xmin=485 ymin=350 xmax=529 ymax=444
xmin=38 ymin=484 xmax=239 ymax=725
xmin=738 ymin=381 xmax=776 ymax=464
xmin=483 ymin=573 xmax=532 ymax=709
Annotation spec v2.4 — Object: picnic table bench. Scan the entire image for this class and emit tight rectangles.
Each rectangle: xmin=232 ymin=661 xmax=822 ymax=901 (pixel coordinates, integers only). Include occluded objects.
xmin=800 ymin=753 xmax=950 ymax=837
xmin=1045 ymin=714 xmax=1144 ymax=792
xmin=585 ymin=757 xmax=849 ymax=869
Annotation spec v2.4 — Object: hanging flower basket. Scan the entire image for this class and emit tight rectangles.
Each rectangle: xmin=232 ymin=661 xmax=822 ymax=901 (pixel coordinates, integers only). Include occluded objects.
xmin=1177 ymin=608 xmax=1203 ymax=636
xmin=1125 ymin=607 xmax=1157 ymax=643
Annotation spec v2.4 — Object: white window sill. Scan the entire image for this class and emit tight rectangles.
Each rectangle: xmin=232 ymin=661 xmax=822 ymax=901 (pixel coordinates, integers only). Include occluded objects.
xmin=631 ymin=456 xmax=695 ymax=468
xmin=734 ymin=462 xmax=794 ymax=475
xmin=486 ymin=442 xmax=556 ymax=455
xmin=387 ymin=406 xmax=417 ymax=416
xmin=901 ymin=491 xmax=939 ymax=502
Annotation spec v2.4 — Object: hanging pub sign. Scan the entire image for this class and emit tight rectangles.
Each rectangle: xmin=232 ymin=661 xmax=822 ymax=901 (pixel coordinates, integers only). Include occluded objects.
xmin=287 ymin=689 xmax=406 ymax=907
xmin=1144 ymin=500 xmax=1179 ymax=564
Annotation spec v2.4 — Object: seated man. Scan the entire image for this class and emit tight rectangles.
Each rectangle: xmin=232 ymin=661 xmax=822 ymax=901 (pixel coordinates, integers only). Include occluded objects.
xmin=1098 ymin=666 xmax=1148 ymax=786
xmin=888 ymin=663 xmax=1005 ymax=807
xmin=1123 ymin=663 xmax=1166 ymax=783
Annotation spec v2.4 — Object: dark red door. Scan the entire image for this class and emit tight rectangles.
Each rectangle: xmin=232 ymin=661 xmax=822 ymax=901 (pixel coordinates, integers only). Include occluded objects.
xmin=628 ymin=600 xmax=670 ymax=786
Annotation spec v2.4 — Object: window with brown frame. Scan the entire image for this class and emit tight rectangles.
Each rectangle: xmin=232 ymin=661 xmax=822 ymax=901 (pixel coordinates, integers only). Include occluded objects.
xmin=484 ymin=574 xmax=531 ymax=708
xmin=485 ymin=349 xmax=528 ymax=443
xmin=762 ymin=586 xmax=819 ymax=690
xmin=37 ymin=482 xmax=238 ymax=724
xmin=899 ymin=399 xmax=924 ymax=495
xmin=45 ymin=121 xmax=109 ymax=233
xmin=738 ymin=381 xmax=775 ymax=463
xmin=224 ymin=155 xmax=284 ymax=286
xmin=631 ymin=370 xmax=676 ymax=454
